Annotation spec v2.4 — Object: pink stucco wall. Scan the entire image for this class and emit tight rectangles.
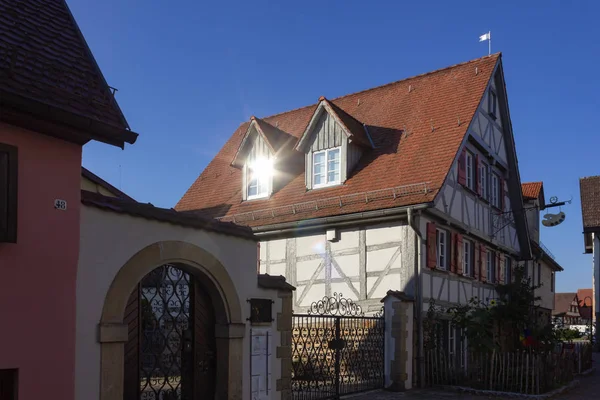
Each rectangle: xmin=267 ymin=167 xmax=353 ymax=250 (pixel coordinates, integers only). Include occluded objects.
xmin=0 ymin=122 xmax=81 ymax=400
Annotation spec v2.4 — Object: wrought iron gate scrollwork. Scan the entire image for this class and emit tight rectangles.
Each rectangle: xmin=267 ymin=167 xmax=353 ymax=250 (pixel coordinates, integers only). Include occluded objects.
xmin=291 ymin=293 xmax=385 ymax=400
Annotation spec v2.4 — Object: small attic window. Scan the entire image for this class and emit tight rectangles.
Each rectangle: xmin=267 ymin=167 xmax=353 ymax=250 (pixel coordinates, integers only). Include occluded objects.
xmin=488 ymin=89 xmax=497 ymax=120
xmin=246 ymin=158 xmax=272 ymax=200
xmin=313 ymin=147 xmax=341 ymax=188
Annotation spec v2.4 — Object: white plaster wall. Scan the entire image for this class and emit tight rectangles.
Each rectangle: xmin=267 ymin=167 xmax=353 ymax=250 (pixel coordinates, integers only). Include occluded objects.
xmin=258 ymin=222 xmax=414 ymax=313
xmin=76 ymin=206 xmax=284 ymax=400
xmin=537 ymin=260 xmax=555 ymax=311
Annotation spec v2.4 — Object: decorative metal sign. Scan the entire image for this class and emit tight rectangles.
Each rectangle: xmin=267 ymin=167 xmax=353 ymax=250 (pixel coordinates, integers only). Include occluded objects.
xmin=248 ymin=298 xmax=274 ymax=323
xmin=308 ymin=292 xmax=364 ymax=316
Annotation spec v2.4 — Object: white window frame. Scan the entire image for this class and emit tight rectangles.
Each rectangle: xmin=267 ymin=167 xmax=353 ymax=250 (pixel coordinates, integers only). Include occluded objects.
xmin=463 ymin=239 xmax=472 ymax=277
xmin=312 ymin=147 xmax=341 ymax=188
xmin=491 ymin=173 xmax=500 ymax=208
xmin=465 ymin=151 xmax=474 ymax=191
xmin=487 ymin=250 xmax=495 ymax=283
xmin=436 ymin=229 xmax=447 ymax=270
xmin=246 ymin=163 xmax=271 ymax=200
xmin=480 ymin=162 xmax=488 ymax=200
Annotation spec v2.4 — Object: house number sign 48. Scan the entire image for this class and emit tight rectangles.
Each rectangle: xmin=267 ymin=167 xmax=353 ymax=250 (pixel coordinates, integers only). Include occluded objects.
xmin=54 ymin=199 xmax=67 ymax=211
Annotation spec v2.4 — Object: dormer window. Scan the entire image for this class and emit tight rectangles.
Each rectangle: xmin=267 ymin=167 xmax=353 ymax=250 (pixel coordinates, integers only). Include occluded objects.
xmin=313 ymin=147 xmax=341 ymax=188
xmin=246 ymin=158 xmax=272 ymax=200
xmin=295 ymin=97 xmax=373 ymax=191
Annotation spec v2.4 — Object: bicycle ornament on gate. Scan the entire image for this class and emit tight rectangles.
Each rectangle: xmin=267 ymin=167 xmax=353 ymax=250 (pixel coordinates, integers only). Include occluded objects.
xmin=292 ymin=293 xmax=385 ymax=400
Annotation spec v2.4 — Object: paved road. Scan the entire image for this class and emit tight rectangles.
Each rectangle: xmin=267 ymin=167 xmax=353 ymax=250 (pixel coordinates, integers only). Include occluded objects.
xmin=346 ymin=353 xmax=600 ymax=400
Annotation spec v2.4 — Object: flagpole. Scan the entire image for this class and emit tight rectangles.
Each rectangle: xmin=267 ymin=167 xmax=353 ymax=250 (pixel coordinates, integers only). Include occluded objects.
xmin=488 ymin=31 xmax=491 ymax=55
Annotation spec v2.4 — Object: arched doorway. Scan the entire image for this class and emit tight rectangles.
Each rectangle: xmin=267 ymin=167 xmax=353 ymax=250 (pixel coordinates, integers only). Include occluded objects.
xmin=123 ymin=264 xmax=216 ymax=400
xmin=98 ymin=241 xmax=245 ymax=400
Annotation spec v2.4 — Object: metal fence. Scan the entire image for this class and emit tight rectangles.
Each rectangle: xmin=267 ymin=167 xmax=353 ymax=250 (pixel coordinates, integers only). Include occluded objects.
xmin=424 ymin=343 xmax=593 ymax=395
xmin=291 ymin=294 xmax=385 ymax=399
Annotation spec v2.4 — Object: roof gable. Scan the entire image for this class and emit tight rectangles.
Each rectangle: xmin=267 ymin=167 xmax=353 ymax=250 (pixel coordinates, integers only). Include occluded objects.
xmin=0 ymin=0 xmax=138 ymax=147
xmin=553 ymin=292 xmax=578 ymax=315
xmin=176 ymin=54 xmax=501 ymax=227
xmin=295 ymin=97 xmax=373 ymax=152
xmin=230 ymin=117 xmax=297 ymax=168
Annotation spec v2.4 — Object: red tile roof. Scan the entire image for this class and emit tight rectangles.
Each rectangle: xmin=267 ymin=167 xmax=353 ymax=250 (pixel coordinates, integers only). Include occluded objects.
xmin=553 ymin=292 xmax=578 ymax=316
xmin=176 ymin=54 xmax=501 ymax=226
xmin=522 ymin=182 xmax=544 ymax=201
xmin=0 ymin=0 xmax=137 ymax=147
xmin=580 ymin=176 xmax=600 ymax=230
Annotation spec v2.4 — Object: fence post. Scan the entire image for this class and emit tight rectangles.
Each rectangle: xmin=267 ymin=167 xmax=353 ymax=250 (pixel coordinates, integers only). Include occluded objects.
xmin=381 ymin=291 xmax=414 ymax=391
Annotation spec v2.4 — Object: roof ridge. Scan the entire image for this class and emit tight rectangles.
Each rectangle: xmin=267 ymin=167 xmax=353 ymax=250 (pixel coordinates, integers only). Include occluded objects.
xmin=256 ymin=53 xmax=500 ymax=123
xmin=329 ymin=53 xmax=501 ymax=103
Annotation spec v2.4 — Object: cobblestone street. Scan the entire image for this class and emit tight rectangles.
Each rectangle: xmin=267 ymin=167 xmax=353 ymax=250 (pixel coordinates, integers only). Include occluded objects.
xmin=346 ymin=353 xmax=600 ymax=400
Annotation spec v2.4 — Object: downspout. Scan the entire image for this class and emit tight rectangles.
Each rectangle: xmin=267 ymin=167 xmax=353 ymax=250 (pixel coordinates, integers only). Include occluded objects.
xmin=407 ymin=207 xmax=424 ymax=388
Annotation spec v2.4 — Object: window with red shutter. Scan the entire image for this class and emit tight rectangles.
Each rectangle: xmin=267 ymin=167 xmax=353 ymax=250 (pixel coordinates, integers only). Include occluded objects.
xmin=456 ymin=234 xmax=464 ymax=275
xmin=426 ymin=222 xmax=437 ymax=269
xmin=450 ymin=232 xmax=457 ymax=273
xmin=480 ymin=245 xmax=487 ymax=282
xmin=0 ymin=143 xmax=18 ymax=243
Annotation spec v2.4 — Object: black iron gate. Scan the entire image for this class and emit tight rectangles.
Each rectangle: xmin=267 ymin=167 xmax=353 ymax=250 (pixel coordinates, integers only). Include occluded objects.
xmin=291 ymin=293 xmax=385 ymax=399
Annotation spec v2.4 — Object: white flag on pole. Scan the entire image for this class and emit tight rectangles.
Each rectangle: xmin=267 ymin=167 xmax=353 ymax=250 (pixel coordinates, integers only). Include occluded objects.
xmin=479 ymin=32 xmax=491 ymax=42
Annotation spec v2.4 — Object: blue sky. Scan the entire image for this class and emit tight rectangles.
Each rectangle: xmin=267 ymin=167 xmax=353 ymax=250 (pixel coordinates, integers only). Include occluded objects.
xmin=70 ymin=0 xmax=599 ymax=292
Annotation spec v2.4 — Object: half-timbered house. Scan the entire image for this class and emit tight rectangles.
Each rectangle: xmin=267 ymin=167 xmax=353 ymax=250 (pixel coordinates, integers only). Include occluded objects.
xmin=176 ymin=53 xmax=553 ymax=387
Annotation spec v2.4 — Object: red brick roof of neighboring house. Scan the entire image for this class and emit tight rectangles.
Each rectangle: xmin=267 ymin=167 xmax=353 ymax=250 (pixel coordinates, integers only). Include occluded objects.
xmin=580 ymin=176 xmax=600 ymax=231
xmin=577 ymin=288 xmax=593 ymax=319
xmin=0 ymin=0 xmax=138 ymax=147
xmin=81 ymin=190 xmax=255 ymax=240
xmin=176 ymin=54 xmax=501 ymax=227
xmin=553 ymin=292 xmax=578 ymax=316
xmin=522 ymin=182 xmax=544 ymax=201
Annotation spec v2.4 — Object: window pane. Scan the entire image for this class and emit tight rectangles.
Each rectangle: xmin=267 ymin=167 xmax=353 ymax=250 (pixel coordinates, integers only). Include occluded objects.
xmin=314 ymin=152 xmax=325 ymax=164
xmin=248 ymin=179 xmax=258 ymax=197
xmin=327 ymin=148 xmax=340 ymax=162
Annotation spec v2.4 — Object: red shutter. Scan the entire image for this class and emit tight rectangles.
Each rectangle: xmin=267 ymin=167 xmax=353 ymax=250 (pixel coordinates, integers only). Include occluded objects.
xmin=473 ymin=243 xmax=480 ymax=280
xmin=496 ymin=252 xmax=501 ymax=283
xmin=456 ymin=234 xmax=464 ymax=275
xmin=426 ymin=222 xmax=437 ymax=269
xmin=480 ymin=245 xmax=487 ymax=282
xmin=499 ymin=253 xmax=505 ymax=284
xmin=457 ymin=150 xmax=466 ymax=186
xmin=450 ymin=232 xmax=457 ymax=273
xmin=475 ymin=154 xmax=481 ymax=196
xmin=500 ymin=178 xmax=506 ymax=211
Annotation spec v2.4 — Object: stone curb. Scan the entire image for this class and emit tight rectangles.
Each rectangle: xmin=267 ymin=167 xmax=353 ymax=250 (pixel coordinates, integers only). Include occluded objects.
xmin=438 ymin=380 xmax=580 ymax=399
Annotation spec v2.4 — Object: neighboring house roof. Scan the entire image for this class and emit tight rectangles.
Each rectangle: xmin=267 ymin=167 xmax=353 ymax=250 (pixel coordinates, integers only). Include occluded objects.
xmin=176 ymin=54 xmax=501 ymax=227
xmin=522 ymin=182 xmax=544 ymax=202
xmin=577 ymin=288 xmax=593 ymax=319
xmin=580 ymin=175 xmax=600 ymax=231
xmin=0 ymin=0 xmax=138 ymax=148
xmin=553 ymin=292 xmax=578 ymax=316
xmin=81 ymin=190 xmax=255 ymax=240
xmin=81 ymin=167 xmax=135 ymax=201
